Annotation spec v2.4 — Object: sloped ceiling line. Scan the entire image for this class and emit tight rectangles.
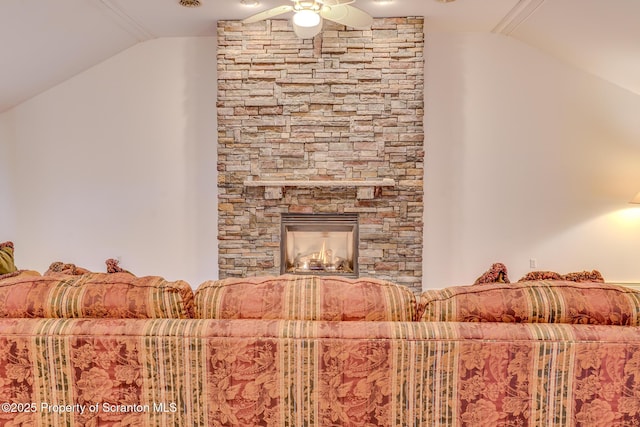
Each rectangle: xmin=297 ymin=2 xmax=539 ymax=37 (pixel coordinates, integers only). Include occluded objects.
xmin=492 ymin=0 xmax=546 ymax=35
xmin=96 ymin=0 xmax=156 ymax=42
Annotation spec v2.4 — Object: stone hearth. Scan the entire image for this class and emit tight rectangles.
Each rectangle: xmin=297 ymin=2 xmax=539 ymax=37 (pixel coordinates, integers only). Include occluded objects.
xmin=217 ymin=17 xmax=424 ymax=292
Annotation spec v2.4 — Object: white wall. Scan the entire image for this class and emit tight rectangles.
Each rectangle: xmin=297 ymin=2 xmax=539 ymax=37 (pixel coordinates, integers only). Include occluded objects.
xmin=424 ymin=32 xmax=640 ymax=288
xmin=3 ymin=37 xmax=218 ymax=286
xmin=0 ymin=114 xmax=16 ymax=240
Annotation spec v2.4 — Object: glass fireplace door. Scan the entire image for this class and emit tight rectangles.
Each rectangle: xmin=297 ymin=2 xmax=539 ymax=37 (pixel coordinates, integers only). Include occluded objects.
xmin=281 ymin=214 xmax=358 ymax=277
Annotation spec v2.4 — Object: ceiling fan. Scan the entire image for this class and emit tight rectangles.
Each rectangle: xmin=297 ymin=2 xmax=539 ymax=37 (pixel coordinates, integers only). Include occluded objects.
xmin=242 ymin=0 xmax=374 ymax=39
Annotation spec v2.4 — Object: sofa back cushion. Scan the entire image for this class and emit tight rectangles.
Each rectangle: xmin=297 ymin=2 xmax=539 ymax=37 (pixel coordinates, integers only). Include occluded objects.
xmin=419 ymin=280 xmax=640 ymax=325
xmin=0 ymin=273 xmax=194 ymax=318
xmin=194 ymin=275 xmax=416 ymax=321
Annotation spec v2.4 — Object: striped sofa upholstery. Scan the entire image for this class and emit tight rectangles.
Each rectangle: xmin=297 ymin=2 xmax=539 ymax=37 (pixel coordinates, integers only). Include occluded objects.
xmin=1 ymin=318 xmax=640 ymax=426
xmin=0 ymin=273 xmax=194 ymax=319
xmin=194 ymin=275 xmax=417 ymax=321
xmin=3 ymin=273 xmax=640 ymax=425
xmin=420 ymin=280 xmax=640 ymax=325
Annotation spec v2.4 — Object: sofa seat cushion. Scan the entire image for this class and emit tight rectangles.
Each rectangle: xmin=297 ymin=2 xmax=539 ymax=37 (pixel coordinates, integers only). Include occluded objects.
xmin=420 ymin=280 xmax=640 ymax=325
xmin=0 ymin=273 xmax=194 ymax=318
xmin=194 ymin=275 xmax=416 ymax=321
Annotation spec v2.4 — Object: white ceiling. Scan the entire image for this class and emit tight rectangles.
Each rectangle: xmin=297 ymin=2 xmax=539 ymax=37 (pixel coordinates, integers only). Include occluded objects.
xmin=1 ymin=0 xmax=639 ymax=113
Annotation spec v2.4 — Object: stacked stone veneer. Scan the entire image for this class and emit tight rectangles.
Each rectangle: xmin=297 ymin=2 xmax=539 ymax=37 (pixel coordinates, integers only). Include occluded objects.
xmin=217 ymin=17 xmax=424 ymax=292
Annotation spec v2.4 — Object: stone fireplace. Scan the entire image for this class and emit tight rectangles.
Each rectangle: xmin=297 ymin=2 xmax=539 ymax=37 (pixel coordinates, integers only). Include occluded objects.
xmin=217 ymin=17 xmax=424 ymax=293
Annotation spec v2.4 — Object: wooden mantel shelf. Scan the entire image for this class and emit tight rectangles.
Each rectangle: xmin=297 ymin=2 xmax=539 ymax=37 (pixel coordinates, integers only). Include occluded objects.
xmin=243 ymin=178 xmax=395 ymax=188
xmin=243 ymin=178 xmax=395 ymax=200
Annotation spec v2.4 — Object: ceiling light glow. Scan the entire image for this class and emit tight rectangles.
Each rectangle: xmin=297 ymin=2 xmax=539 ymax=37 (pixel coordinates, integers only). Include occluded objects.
xmin=293 ymin=10 xmax=321 ymax=27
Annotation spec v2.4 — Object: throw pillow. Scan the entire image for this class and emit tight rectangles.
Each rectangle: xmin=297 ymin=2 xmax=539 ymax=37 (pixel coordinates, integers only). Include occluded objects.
xmin=518 ymin=271 xmax=563 ymax=282
xmin=0 ymin=241 xmax=17 ymax=275
xmin=518 ymin=269 xmax=604 ymax=283
xmin=473 ymin=262 xmax=510 ymax=285
xmin=44 ymin=261 xmax=90 ymax=276
xmin=105 ymin=258 xmax=134 ymax=275
xmin=562 ymin=270 xmax=604 ymax=283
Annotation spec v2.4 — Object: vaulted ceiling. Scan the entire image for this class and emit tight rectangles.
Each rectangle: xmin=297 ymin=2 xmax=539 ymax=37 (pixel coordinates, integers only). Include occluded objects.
xmin=1 ymin=0 xmax=639 ymax=113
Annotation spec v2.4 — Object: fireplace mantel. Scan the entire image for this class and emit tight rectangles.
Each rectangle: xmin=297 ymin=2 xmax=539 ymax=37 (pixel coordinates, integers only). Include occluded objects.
xmin=243 ymin=178 xmax=395 ymax=200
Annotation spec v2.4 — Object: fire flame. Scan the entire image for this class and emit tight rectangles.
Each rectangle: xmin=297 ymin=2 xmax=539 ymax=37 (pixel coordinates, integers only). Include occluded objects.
xmin=320 ymin=239 xmax=327 ymax=263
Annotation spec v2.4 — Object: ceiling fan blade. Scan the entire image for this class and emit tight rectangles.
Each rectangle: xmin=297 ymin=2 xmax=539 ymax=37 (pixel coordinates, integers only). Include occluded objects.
xmin=242 ymin=5 xmax=294 ymax=24
xmin=318 ymin=0 xmax=355 ymax=5
xmin=320 ymin=4 xmax=373 ymax=29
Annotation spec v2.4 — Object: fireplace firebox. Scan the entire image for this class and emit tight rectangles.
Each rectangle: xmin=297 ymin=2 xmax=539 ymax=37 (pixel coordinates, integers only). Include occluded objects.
xmin=281 ymin=213 xmax=358 ymax=277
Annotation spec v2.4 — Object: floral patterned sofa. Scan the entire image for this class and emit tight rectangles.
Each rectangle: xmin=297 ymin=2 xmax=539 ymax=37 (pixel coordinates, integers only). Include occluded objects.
xmin=1 ymin=272 xmax=640 ymax=426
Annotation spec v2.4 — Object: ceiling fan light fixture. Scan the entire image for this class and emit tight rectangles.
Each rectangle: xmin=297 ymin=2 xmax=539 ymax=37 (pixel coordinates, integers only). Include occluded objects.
xmin=293 ymin=9 xmax=321 ymax=27
xmin=242 ymin=0 xmax=373 ymax=38
xmin=293 ymin=19 xmax=323 ymax=38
